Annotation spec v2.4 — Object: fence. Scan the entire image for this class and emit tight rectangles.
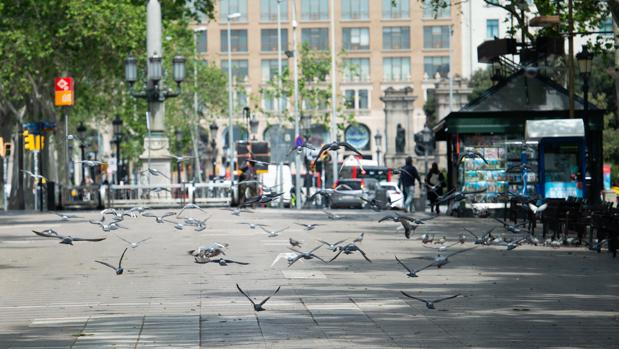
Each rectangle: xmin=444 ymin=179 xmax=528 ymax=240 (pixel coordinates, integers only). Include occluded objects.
xmin=105 ymin=181 xmax=232 ymax=208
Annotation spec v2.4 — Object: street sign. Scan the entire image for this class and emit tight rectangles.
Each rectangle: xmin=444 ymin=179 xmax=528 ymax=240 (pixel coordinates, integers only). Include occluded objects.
xmin=54 ymin=77 xmax=74 ymax=106
xmin=295 ymin=135 xmax=303 ymax=147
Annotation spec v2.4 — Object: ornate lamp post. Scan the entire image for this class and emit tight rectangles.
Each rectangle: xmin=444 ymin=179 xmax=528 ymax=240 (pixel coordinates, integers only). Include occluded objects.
xmin=77 ymin=122 xmax=87 ymax=185
xmin=209 ymin=123 xmax=219 ymax=176
xmin=112 ymin=115 xmax=123 ymax=184
xmin=576 ymin=45 xmax=595 ymax=202
xmin=123 ymin=0 xmax=186 ymax=185
xmin=175 ymin=128 xmax=183 ymax=184
xmin=226 ymin=12 xmax=242 ymax=191
xmin=374 ymin=130 xmax=383 ymax=166
xmin=249 ymin=115 xmax=260 ymax=141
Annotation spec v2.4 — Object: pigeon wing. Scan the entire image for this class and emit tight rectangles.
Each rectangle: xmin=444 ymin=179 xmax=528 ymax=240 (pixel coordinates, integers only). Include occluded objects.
xmin=400 ymin=291 xmax=426 ymax=304
xmin=340 ymin=142 xmax=363 ymax=156
xmin=236 ymin=284 xmax=256 ymax=306
xmin=258 ymin=286 xmax=281 ymax=307
xmin=357 ymin=247 xmax=372 ymax=262
xmin=463 ymin=228 xmax=479 ymax=239
xmin=433 ymin=294 xmax=460 ymax=304
xmin=395 ymin=256 xmax=413 ymax=274
xmin=32 ymin=230 xmax=63 ymax=239
xmin=329 ymin=250 xmax=343 ymax=263
xmin=446 ymin=246 xmax=478 ymax=258
xmin=309 ymin=245 xmax=322 ymax=254
xmin=115 ymin=235 xmax=132 ymax=245
xmin=72 ymin=237 xmax=106 ymax=242
xmin=118 ymin=248 xmax=128 ymax=268
xmin=95 ymin=260 xmax=117 ymax=270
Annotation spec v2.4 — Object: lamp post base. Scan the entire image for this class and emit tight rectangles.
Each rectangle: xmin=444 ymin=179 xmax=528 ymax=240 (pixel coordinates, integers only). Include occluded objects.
xmin=139 ymin=133 xmax=172 ymax=187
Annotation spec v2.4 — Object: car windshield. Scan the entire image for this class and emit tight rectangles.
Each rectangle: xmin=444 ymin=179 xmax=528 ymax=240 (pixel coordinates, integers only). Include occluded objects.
xmin=337 ymin=181 xmax=362 ymax=190
xmin=381 ymin=185 xmax=397 ymax=191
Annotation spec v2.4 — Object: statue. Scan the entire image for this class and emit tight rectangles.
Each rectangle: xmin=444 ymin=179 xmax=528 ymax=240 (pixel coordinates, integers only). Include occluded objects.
xmin=396 ymin=123 xmax=405 ymax=154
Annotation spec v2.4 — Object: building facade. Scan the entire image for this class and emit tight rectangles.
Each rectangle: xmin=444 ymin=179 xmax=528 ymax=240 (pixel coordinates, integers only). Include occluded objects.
xmin=195 ymin=0 xmax=462 ymax=172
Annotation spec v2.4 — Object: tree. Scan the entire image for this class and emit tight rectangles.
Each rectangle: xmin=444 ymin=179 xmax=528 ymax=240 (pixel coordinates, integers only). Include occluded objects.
xmin=0 ymin=0 xmax=216 ymax=207
xmin=467 ymin=67 xmax=495 ymax=102
xmin=257 ymin=43 xmax=354 ymax=133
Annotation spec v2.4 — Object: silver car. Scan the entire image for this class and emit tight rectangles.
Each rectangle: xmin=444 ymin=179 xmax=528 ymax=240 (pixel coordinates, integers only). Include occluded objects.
xmin=330 ymin=178 xmax=379 ymax=209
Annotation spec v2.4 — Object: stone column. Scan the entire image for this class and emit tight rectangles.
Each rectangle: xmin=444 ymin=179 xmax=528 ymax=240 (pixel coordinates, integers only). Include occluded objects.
xmin=139 ymin=0 xmax=171 ymax=187
xmin=380 ymin=87 xmax=417 ymax=169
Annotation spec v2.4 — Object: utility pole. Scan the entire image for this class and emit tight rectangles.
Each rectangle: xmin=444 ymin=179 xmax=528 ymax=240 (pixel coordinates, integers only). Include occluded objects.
xmin=291 ymin=0 xmax=301 ymax=209
xmin=277 ymin=0 xmax=284 ymax=208
xmin=568 ymin=0 xmax=575 ymax=117
xmin=329 ymin=0 xmax=338 ymax=186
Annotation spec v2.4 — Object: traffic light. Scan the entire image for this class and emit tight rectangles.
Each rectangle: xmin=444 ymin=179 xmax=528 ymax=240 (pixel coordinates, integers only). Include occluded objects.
xmin=4 ymin=143 xmax=11 ymax=157
xmin=0 ymin=137 xmax=3 ymax=157
xmin=23 ymin=131 xmax=34 ymax=151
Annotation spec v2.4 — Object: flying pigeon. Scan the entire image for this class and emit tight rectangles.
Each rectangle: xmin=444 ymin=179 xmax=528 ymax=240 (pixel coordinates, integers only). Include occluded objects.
xmin=236 ymin=284 xmax=281 ymax=312
xmin=95 ymin=248 xmax=128 ymax=275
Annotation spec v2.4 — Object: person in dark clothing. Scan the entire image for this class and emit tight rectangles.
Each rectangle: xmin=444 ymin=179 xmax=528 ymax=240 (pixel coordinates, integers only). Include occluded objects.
xmin=399 ymin=156 xmax=421 ymax=213
xmin=238 ymin=160 xmax=256 ymax=206
xmin=425 ymin=162 xmax=445 ymax=214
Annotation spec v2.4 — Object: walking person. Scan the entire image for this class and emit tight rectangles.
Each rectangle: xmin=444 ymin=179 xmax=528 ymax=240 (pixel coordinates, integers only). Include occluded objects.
xmin=398 ymin=156 xmax=421 ymax=213
xmin=425 ymin=162 xmax=445 ymax=214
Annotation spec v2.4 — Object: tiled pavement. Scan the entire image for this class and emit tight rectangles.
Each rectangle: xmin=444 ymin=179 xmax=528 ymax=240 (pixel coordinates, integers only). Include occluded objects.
xmin=0 ymin=208 xmax=617 ymax=348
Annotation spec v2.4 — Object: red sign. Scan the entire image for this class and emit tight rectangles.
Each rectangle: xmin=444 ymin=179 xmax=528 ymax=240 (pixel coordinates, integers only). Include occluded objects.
xmin=55 ymin=77 xmax=74 ymax=92
xmin=54 ymin=77 xmax=74 ymax=106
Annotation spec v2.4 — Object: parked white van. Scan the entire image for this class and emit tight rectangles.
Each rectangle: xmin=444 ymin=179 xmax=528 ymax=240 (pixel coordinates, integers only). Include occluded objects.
xmin=260 ymin=164 xmax=292 ymax=206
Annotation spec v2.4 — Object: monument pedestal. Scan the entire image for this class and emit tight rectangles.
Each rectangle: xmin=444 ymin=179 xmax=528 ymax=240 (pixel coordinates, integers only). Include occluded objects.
xmin=139 ymin=133 xmax=172 ymax=187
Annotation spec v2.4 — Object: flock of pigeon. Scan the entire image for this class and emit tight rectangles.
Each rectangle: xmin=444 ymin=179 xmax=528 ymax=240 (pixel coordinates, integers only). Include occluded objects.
xmin=31 ymin=195 xmax=572 ymax=313
xmin=26 ymin=145 xmax=610 ymax=314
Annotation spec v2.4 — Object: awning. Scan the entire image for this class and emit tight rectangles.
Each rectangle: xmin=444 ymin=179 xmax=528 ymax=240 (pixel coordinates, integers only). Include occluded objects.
xmin=525 ymin=119 xmax=584 ymax=141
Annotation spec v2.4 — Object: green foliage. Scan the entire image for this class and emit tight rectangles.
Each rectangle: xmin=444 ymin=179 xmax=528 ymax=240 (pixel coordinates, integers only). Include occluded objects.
xmin=421 ymin=0 xmax=613 ymax=51
xmin=423 ymin=93 xmax=438 ymax=126
xmin=0 ymin=0 xmax=217 ymax=165
xmin=257 ymin=43 xmax=354 ymax=132
xmin=467 ymin=67 xmax=494 ymax=102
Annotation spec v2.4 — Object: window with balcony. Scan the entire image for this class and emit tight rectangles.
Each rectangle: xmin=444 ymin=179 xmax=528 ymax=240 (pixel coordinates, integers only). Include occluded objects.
xmin=423 ymin=56 xmax=449 ymax=79
xmin=301 ymin=0 xmax=328 ymax=20
xmin=422 ymin=0 xmax=450 ymax=18
xmin=382 ymin=0 xmax=409 ymax=19
xmin=383 ymin=57 xmax=411 ymax=81
xmin=486 ymin=19 xmax=499 ymax=39
xmin=423 ymin=25 xmax=450 ymax=49
xmin=261 ymin=29 xmax=289 ymax=52
xmin=220 ymin=29 xmax=248 ymax=52
xmin=343 ymin=28 xmax=370 ymax=50
xmin=358 ymin=89 xmax=369 ymax=109
xmin=383 ymin=26 xmax=410 ymax=50
xmin=261 ymin=0 xmax=288 ymax=21
xmin=344 ymin=89 xmax=355 ymax=109
xmin=196 ymin=30 xmax=207 ymax=53
xmin=261 ymin=59 xmax=290 ymax=82
xmin=220 ymin=0 xmax=248 ymax=21
xmin=342 ymin=0 xmax=369 ymax=20
xmin=263 ymin=95 xmax=288 ymax=112
xmin=343 ymin=58 xmax=370 ymax=81
xmin=221 ymin=59 xmax=249 ymax=82
xmin=301 ymin=28 xmax=329 ymax=50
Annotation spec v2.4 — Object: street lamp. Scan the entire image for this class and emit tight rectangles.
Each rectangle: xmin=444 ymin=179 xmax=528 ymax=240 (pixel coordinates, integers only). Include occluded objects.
xmin=175 ymin=128 xmax=183 ymax=184
xmin=374 ymin=130 xmax=383 ymax=166
xmin=576 ymin=45 xmax=595 ymax=202
xmin=112 ymin=115 xmax=123 ymax=184
xmin=77 ymin=122 xmax=87 ymax=185
xmin=125 ymin=52 xmax=185 ymax=102
xmin=226 ymin=12 xmax=241 ymax=192
xmin=209 ymin=122 xmax=219 ymax=176
xmin=250 ymin=116 xmax=260 ymax=140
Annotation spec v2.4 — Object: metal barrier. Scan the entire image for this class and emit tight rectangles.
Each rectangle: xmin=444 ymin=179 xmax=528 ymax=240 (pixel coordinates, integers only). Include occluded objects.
xmin=106 ymin=181 xmax=231 ymax=208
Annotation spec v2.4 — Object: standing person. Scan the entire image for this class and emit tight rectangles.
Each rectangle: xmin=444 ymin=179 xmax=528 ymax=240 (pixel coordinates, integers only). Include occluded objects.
xmin=238 ymin=160 xmax=256 ymax=206
xmin=425 ymin=162 xmax=445 ymax=214
xmin=399 ymin=156 xmax=421 ymax=213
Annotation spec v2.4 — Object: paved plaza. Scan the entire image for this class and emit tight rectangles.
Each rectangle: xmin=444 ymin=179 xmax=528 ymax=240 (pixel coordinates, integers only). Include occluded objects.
xmin=0 ymin=208 xmax=617 ymax=348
